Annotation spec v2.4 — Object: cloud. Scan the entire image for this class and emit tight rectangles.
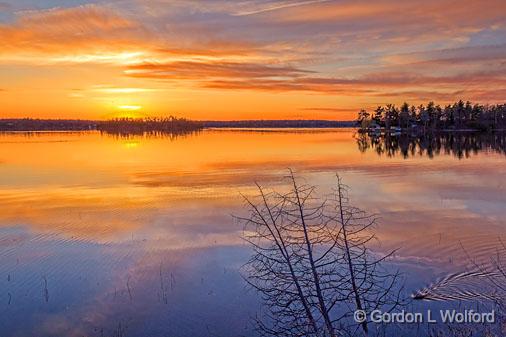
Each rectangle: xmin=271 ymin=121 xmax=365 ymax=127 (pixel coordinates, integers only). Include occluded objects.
xmin=154 ymin=43 xmax=258 ymax=57
xmin=261 ymin=0 xmax=506 ymax=34
xmin=90 ymin=85 xmax=160 ymax=94
xmin=0 ymin=2 xmax=10 ymax=12
xmin=381 ymin=44 xmax=506 ymax=74
xmin=126 ymin=60 xmax=313 ymax=80
xmin=0 ymin=4 xmax=150 ymax=62
xmin=112 ymin=0 xmax=506 ymax=103
xmin=232 ymin=0 xmax=332 ymax=16
xmin=1 ymin=0 xmax=506 ymax=116
xmin=191 ymin=70 xmax=506 ymax=100
xmin=0 ymin=3 xmax=270 ymax=64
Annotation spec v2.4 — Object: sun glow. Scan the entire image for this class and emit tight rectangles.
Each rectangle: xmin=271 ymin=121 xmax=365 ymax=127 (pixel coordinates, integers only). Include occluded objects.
xmin=112 ymin=105 xmax=145 ymax=119
xmin=118 ymin=105 xmax=142 ymax=111
xmin=1 ymin=0 xmax=504 ymax=121
xmin=96 ymin=88 xmax=155 ymax=94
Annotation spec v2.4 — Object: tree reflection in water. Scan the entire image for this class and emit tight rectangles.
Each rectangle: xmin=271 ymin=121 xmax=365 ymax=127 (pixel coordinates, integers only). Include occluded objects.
xmin=356 ymin=132 xmax=506 ymax=159
xmin=237 ymin=172 xmax=403 ymax=337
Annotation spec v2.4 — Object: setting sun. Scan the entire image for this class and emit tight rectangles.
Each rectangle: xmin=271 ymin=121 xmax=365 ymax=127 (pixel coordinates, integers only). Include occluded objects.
xmin=112 ymin=105 xmax=145 ymax=119
xmin=117 ymin=105 xmax=142 ymax=111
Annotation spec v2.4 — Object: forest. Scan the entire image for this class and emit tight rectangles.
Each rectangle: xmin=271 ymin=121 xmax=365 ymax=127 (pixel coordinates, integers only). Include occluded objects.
xmin=357 ymin=100 xmax=506 ymax=132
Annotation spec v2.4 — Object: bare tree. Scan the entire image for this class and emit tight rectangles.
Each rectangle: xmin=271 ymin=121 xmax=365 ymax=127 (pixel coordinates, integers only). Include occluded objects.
xmin=237 ymin=171 xmax=403 ymax=337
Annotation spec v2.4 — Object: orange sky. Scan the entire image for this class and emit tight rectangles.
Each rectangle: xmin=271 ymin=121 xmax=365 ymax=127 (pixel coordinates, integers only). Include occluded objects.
xmin=0 ymin=0 xmax=505 ymax=120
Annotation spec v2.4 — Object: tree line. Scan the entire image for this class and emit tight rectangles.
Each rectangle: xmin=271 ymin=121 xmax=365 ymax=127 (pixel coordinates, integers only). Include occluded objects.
xmin=0 ymin=118 xmax=356 ymax=132
xmin=357 ymin=100 xmax=506 ymax=131
xmin=0 ymin=118 xmax=97 ymax=131
xmin=97 ymin=116 xmax=203 ymax=135
xmin=0 ymin=117 xmax=204 ymax=135
xmin=202 ymin=120 xmax=355 ymax=128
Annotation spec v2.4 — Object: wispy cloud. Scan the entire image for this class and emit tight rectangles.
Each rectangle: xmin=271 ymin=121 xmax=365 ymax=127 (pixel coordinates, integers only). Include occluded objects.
xmin=194 ymin=69 xmax=506 ymax=105
xmin=126 ymin=60 xmax=313 ymax=80
xmin=0 ymin=2 xmax=10 ymax=12
xmin=232 ymin=0 xmax=332 ymax=16
xmin=91 ymin=86 xmax=160 ymax=94
xmin=0 ymin=4 xmax=150 ymax=63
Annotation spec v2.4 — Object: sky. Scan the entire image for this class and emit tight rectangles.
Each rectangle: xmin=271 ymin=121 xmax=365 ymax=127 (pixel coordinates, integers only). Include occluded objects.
xmin=0 ymin=0 xmax=505 ymax=120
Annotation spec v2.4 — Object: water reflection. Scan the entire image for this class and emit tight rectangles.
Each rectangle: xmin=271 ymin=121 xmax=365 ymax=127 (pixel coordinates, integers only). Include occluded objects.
xmin=356 ymin=132 xmax=506 ymax=159
xmin=0 ymin=129 xmax=201 ymax=142
xmin=239 ymin=174 xmax=404 ymax=336
xmin=0 ymin=130 xmax=505 ymax=336
xmin=99 ymin=129 xmax=201 ymax=141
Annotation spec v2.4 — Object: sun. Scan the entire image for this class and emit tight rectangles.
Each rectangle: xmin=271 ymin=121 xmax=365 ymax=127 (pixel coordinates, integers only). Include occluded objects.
xmin=113 ymin=105 xmax=146 ymax=119
xmin=117 ymin=105 xmax=142 ymax=111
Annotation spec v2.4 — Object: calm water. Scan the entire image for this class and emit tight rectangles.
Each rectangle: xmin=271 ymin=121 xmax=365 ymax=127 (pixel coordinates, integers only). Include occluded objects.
xmin=0 ymin=129 xmax=504 ymax=336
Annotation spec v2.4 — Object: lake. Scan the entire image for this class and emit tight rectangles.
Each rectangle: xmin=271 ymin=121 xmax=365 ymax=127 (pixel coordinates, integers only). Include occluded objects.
xmin=0 ymin=129 xmax=504 ymax=336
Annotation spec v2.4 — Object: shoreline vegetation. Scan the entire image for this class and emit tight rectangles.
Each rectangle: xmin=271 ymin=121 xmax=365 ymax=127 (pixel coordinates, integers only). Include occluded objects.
xmin=2 ymin=100 xmax=504 ymax=134
xmin=99 ymin=117 xmax=203 ymax=136
xmin=0 ymin=117 xmax=203 ymax=134
xmin=357 ymin=100 xmax=506 ymax=134
xmin=0 ymin=118 xmax=355 ymax=133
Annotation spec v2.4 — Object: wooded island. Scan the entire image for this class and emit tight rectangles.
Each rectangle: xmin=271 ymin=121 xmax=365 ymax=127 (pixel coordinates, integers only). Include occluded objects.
xmin=357 ymin=100 xmax=506 ymax=132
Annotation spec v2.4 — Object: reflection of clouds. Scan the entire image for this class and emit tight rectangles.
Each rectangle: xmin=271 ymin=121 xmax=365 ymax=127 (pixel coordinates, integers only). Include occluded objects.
xmin=17 ymin=246 xmax=257 ymax=337
xmin=0 ymin=186 xmax=247 ymax=246
xmin=1 ymin=130 xmax=505 ymax=252
xmin=1 ymin=130 xmax=506 ymax=335
xmin=130 ymin=169 xmax=283 ymax=188
xmin=347 ymin=165 xmax=506 ymax=277
xmin=0 ymin=187 xmax=150 ymax=242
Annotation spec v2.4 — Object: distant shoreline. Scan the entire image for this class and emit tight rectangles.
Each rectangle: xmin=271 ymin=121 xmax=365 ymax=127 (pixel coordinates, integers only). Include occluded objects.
xmin=1 ymin=118 xmax=504 ymax=133
xmin=0 ymin=118 xmax=356 ymax=131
